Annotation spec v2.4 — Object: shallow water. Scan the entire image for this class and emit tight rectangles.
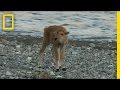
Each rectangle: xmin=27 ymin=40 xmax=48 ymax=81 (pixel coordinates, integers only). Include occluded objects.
xmin=0 ymin=11 xmax=116 ymax=41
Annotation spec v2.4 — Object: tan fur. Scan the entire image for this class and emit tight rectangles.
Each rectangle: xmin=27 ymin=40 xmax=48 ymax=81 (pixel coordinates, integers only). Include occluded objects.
xmin=39 ymin=25 xmax=69 ymax=69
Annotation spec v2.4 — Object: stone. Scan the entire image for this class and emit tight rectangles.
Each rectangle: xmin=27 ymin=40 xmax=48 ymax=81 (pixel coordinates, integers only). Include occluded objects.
xmin=72 ymin=51 xmax=77 ymax=55
xmin=29 ymin=67 xmax=33 ymax=69
xmin=101 ymin=76 xmax=106 ymax=79
xmin=0 ymin=44 xmax=4 ymax=47
xmin=16 ymin=51 xmax=20 ymax=54
xmin=87 ymin=47 xmax=91 ymax=50
xmin=16 ymin=45 xmax=21 ymax=49
xmin=56 ymin=75 xmax=63 ymax=78
xmin=10 ymin=76 xmax=15 ymax=79
xmin=3 ymin=62 xmax=6 ymax=65
xmin=50 ymin=71 xmax=55 ymax=76
xmin=27 ymin=71 xmax=32 ymax=74
xmin=6 ymin=71 xmax=12 ymax=76
xmin=27 ymin=57 xmax=32 ymax=61
xmin=89 ymin=43 xmax=95 ymax=47
xmin=1 ymin=75 xmax=6 ymax=78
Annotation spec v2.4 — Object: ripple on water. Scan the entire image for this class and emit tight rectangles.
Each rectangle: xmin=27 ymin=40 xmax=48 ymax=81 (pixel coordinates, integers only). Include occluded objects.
xmin=0 ymin=11 xmax=116 ymax=41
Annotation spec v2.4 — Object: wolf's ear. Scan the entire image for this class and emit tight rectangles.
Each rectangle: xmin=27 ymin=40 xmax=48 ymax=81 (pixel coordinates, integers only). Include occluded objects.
xmin=65 ymin=32 xmax=69 ymax=35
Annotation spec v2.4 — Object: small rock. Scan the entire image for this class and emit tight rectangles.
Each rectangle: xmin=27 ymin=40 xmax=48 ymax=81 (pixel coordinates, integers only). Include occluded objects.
xmin=108 ymin=39 xmax=112 ymax=42
xmin=6 ymin=71 xmax=12 ymax=76
xmin=72 ymin=51 xmax=77 ymax=55
xmin=3 ymin=62 xmax=6 ymax=65
xmin=27 ymin=71 xmax=32 ymax=74
xmin=89 ymin=43 xmax=95 ymax=47
xmin=50 ymin=71 xmax=55 ymax=76
xmin=16 ymin=51 xmax=20 ymax=54
xmin=101 ymin=76 xmax=106 ymax=79
xmin=1 ymin=75 xmax=6 ymax=78
xmin=28 ymin=46 xmax=31 ymax=51
xmin=34 ymin=67 xmax=40 ymax=71
xmin=15 ymin=77 xmax=19 ymax=79
xmin=10 ymin=76 xmax=15 ymax=79
xmin=16 ymin=45 xmax=21 ymax=49
xmin=29 ymin=67 xmax=33 ymax=69
xmin=87 ymin=47 xmax=91 ymax=50
xmin=48 ymin=47 xmax=51 ymax=50
xmin=0 ymin=38 xmax=8 ymax=44
xmin=0 ymin=44 xmax=4 ymax=47
xmin=95 ymin=53 xmax=99 ymax=57
xmin=40 ymin=72 xmax=51 ymax=79
xmin=56 ymin=75 xmax=63 ymax=78
xmin=28 ymin=57 xmax=32 ymax=60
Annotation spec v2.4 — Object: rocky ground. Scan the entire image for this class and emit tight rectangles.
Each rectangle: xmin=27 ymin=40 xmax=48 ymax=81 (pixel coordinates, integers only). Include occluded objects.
xmin=0 ymin=35 xmax=117 ymax=79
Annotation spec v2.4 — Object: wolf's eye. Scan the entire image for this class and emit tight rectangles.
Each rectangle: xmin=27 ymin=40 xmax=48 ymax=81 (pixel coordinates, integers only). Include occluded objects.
xmin=61 ymin=33 xmax=64 ymax=35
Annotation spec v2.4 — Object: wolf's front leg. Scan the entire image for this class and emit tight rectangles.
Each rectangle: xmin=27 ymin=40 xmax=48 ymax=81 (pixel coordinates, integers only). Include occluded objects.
xmin=59 ymin=46 xmax=66 ymax=70
xmin=39 ymin=43 xmax=48 ymax=67
xmin=52 ymin=46 xmax=61 ymax=70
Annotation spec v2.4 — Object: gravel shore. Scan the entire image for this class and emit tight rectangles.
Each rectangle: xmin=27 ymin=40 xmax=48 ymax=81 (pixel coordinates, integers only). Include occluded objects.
xmin=0 ymin=35 xmax=116 ymax=79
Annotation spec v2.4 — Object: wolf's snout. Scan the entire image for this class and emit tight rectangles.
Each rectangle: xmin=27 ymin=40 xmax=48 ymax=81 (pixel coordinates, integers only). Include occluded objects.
xmin=55 ymin=38 xmax=58 ymax=41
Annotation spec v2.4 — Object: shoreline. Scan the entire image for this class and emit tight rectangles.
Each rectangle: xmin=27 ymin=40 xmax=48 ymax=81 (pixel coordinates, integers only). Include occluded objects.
xmin=0 ymin=34 xmax=117 ymax=49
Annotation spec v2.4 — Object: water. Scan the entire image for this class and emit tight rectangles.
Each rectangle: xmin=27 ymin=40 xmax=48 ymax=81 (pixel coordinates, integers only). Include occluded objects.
xmin=0 ymin=11 xmax=116 ymax=41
